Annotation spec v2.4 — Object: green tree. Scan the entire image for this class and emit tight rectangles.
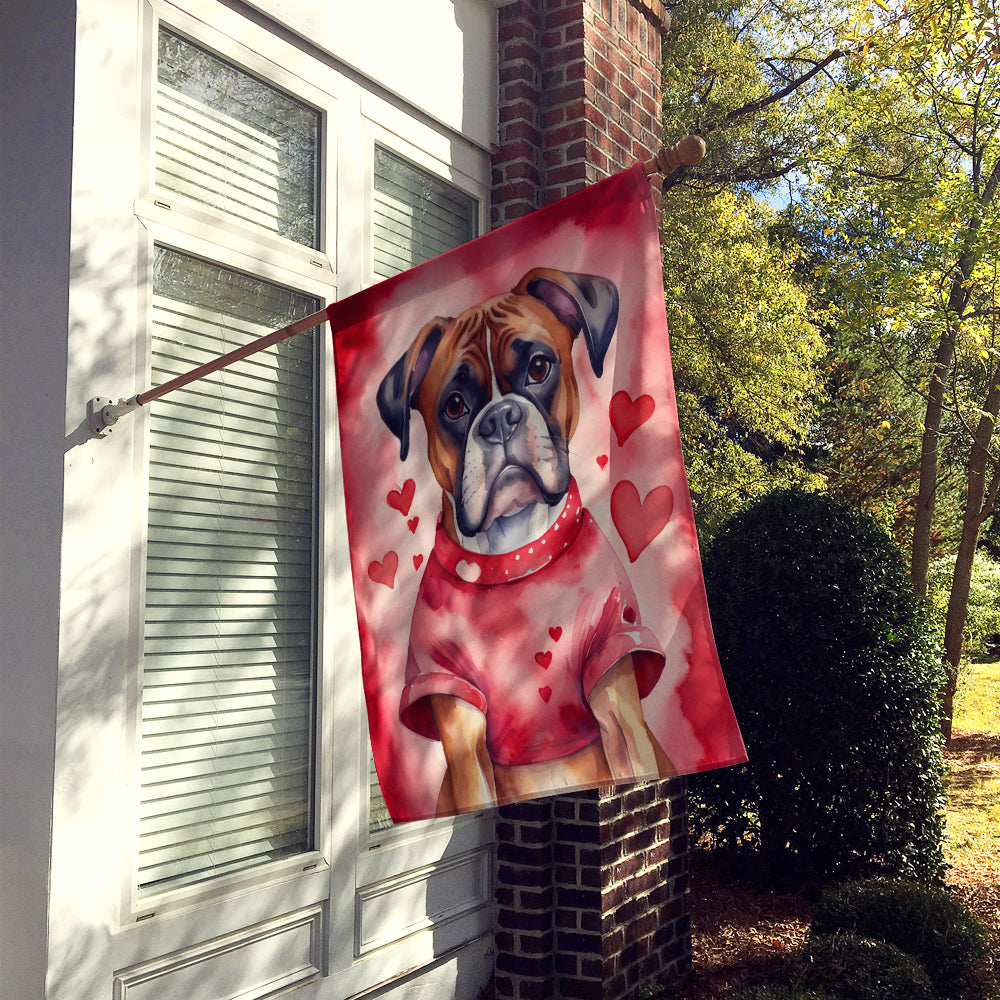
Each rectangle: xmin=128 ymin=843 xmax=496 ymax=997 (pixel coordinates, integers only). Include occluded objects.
xmin=659 ymin=0 xmax=845 ymax=536
xmin=783 ymin=206 xmax=967 ymax=549
xmin=663 ymin=189 xmax=825 ymax=537
xmin=801 ymin=0 xmax=1000 ymax=735
xmin=661 ymin=0 xmax=853 ymax=195
xmin=815 ymin=345 xmax=924 ymax=543
xmin=927 ymin=548 xmax=1000 ymax=658
xmin=660 ymin=1 xmax=998 ymax=739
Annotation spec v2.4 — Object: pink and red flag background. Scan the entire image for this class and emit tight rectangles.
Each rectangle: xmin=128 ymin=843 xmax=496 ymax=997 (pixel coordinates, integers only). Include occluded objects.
xmin=330 ymin=164 xmax=746 ymax=821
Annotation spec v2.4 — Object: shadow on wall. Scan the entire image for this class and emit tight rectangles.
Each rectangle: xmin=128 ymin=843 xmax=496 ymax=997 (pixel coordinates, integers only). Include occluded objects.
xmin=45 ymin=201 xmax=155 ymax=997
xmin=427 ymin=820 xmax=496 ymax=1000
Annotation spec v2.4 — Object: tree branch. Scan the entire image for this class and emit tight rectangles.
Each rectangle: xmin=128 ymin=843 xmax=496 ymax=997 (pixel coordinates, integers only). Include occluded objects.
xmin=852 ymin=164 xmax=919 ymax=183
xmin=663 ymin=158 xmax=804 ymax=193
xmin=702 ymin=49 xmax=847 ymax=133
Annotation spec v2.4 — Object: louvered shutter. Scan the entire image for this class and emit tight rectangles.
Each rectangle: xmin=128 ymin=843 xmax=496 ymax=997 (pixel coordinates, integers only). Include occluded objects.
xmin=368 ymin=147 xmax=477 ymax=832
xmin=139 ymin=248 xmax=319 ymax=895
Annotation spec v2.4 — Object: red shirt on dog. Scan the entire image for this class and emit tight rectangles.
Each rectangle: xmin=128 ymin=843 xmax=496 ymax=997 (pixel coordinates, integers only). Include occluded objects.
xmin=400 ymin=480 xmax=665 ymax=767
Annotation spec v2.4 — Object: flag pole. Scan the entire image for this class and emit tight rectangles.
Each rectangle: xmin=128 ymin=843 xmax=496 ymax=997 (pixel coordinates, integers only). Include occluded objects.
xmin=87 ymin=305 xmax=331 ymax=437
xmin=88 ymin=137 xmax=704 ymax=438
xmin=137 ymin=306 xmax=330 ymax=405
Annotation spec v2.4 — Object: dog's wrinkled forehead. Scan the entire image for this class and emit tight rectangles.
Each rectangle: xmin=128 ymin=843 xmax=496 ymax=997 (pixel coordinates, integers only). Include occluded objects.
xmin=429 ymin=294 xmax=570 ymax=386
xmin=433 ymin=303 xmax=493 ymax=379
xmin=377 ymin=268 xmax=619 ymax=462
xmin=487 ymin=294 xmax=575 ymax=361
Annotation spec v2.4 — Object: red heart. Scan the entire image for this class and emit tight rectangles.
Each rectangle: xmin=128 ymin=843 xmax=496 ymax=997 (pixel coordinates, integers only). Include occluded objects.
xmin=539 ymin=686 xmax=552 ymax=703
xmin=596 ymin=454 xmax=609 ymax=470
xmin=368 ymin=551 xmax=398 ymax=589
xmin=407 ymin=517 xmax=419 ymax=533
xmin=623 ymin=606 xmax=637 ymax=624
xmin=535 ymin=651 xmax=552 ymax=669
xmin=387 ymin=479 xmax=416 ymax=515
xmin=413 ymin=554 xmax=424 ymax=571
xmin=610 ymin=391 xmax=655 ymax=448
xmin=610 ymin=481 xmax=674 ymax=563
xmin=549 ymin=626 xmax=562 ymax=642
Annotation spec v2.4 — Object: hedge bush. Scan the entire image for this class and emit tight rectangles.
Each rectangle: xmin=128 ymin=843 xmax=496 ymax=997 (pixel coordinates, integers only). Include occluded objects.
xmin=692 ymin=489 xmax=946 ymax=881
xmin=732 ymin=987 xmax=837 ymax=1000
xmin=793 ymin=933 xmax=934 ymax=1000
xmin=811 ymin=878 xmax=987 ymax=998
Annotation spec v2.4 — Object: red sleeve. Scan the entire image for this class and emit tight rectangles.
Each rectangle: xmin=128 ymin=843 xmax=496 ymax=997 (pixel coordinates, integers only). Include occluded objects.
xmin=580 ymin=577 xmax=665 ymax=701
xmin=399 ymin=646 xmax=488 ymax=741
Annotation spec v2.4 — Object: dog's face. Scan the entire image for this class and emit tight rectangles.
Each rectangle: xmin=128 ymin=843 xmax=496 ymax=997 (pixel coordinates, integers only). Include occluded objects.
xmin=378 ymin=268 xmax=618 ymax=544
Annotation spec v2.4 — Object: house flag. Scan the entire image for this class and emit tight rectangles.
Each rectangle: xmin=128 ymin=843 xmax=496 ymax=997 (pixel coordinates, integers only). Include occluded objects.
xmin=330 ymin=164 xmax=746 ymax=822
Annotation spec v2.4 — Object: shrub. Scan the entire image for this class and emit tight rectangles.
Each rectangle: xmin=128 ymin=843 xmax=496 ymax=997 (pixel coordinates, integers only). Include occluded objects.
xmin=692 ymin=489 xmax=946 ymax=881
xmin=793 ymin=933 xmax=934 ymax=1000
xmin=732 ymin=987 xmax=837 ymax=1000
xmin=811 ymin=878 xmax=988 ymax=999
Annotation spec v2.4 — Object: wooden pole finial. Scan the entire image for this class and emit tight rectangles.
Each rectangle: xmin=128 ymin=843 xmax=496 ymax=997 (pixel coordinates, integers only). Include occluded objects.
xmin=643 ymin=135 xmax=707 ymax=176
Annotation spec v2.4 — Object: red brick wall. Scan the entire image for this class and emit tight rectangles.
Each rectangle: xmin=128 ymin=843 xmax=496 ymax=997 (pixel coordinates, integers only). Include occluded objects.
xmin=491 ymin=6 xmax=691 ymax=998
xmin=494 ymin=783 xmax=691 ymax=1000
xmin=492 ymin=0 xmax=667 ymax=227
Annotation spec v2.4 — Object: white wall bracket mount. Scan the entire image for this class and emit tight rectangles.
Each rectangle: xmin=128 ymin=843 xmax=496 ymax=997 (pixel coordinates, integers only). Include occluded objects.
xmin=88 ymin=396 xmax=140 ymax=438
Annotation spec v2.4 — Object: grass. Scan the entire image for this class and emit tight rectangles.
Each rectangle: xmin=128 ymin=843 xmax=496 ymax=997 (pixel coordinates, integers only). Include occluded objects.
xmin=945 ymin=659 xmax=1000 ymax=868
xmin=955 ymin=658 xmax=1000 ymax=734
xmin=942 ymin=657 xmax=1000 ymax=1000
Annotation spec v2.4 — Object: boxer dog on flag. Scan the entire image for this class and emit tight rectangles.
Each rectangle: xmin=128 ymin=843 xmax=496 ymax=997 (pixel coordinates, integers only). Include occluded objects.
xmin=378 ymin=268 xmax=674 ymax=814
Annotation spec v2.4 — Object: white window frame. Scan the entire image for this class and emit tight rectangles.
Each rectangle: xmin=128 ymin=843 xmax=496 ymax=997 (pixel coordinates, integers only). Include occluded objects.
xmin=124 ymin=1 xmax=339 ymax=927
xmin=135 ymin=0 xmax=338 ymax=280
xmin=122 ymin=224 xmax=337 ymax=925
xmin=326 ymin=89 xmax=496 ymax=1000
xmin=111 ymin=0 xmax=495 ymax=991
xmin=362 ymin=115 xmax=489 ymax=293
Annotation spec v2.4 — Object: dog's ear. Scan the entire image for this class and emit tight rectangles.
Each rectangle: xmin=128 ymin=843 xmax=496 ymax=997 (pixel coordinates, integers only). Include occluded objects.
xmin=516 ymin=269 xmax=619 ymax=377
xmin=377 ymin=320 xmax=444 ymax=461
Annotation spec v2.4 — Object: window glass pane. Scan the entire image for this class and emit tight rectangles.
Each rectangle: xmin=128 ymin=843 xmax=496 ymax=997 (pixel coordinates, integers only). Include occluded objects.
xmin=139 ymin=246 xmax=318 ymax=895
xmin=369 ymin=150 xmax=478 ymax=832
xmin=372 ymin=146 xmax=477 ymax=279
xmin=156 ymin=28 xmax=320 ymax=248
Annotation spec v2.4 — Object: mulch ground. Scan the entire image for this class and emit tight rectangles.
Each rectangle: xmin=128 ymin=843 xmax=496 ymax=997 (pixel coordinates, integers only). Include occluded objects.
xmin=657 ymin=734 xmax=1000 ymax=999
xmin=656 ymin=850 xmax=814 ymax=999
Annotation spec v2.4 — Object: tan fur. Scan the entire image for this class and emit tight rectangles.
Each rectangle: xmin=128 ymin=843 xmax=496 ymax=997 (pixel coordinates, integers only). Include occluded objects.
xmin=411 ymin=291 xmax=580 ymax=542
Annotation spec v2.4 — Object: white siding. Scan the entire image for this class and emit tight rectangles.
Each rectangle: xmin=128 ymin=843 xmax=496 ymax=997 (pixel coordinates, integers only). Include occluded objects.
xmin=241 ymin=0 xmax=498 ymax=151
xmin=0 ymin=0 xmax=75 ymax=993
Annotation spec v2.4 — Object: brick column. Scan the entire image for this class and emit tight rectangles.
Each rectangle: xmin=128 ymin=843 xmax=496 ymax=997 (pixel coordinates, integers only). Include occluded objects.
xmin=495 ymin=800 xmax=556 ymax=999
xmin=493 ymin=0 xmax=668 ymax=225
xmin=493 ymin=1 xmax=544 ymax=227
xmin=491 ymin=3 xmax=692 ymax=999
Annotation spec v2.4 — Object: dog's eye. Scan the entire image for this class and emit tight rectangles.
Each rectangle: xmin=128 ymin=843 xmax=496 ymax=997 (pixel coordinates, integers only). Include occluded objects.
xmin=443 ymin=392 xmax=468 ymax=421
xmin=527 ymin=355 xmax=552 ymax=384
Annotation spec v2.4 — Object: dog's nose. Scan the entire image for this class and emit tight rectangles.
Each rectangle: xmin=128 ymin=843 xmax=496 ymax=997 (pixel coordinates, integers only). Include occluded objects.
xmin=478 ymin=400 xmax=523 ymax=445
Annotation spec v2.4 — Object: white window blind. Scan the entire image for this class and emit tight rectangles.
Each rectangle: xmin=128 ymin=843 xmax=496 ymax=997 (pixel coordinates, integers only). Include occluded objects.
xmin=372 ymin=146 xmax=477 ymax=280
xmin=156 ymin=28 xmax=320 ymax=248
xmin=368 ymin=148 xmax=477 ymax=832
xmin=138 ymin=248 xmax=319 ymax=895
